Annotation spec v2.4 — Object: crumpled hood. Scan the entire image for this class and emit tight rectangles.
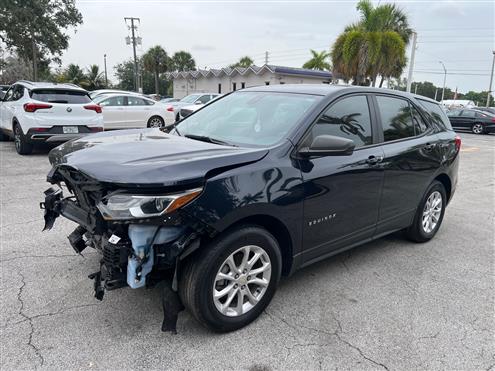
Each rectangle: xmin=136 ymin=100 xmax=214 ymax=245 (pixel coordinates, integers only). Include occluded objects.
xmin=49 ymin=129 xmax=268 ymax=187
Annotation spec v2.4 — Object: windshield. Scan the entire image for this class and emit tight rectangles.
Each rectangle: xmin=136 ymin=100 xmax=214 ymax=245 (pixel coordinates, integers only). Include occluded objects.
xmin=174 ymin=91 xmax=321 ymax=147
xmin=180 ymin=94 xmax=201 ymax=103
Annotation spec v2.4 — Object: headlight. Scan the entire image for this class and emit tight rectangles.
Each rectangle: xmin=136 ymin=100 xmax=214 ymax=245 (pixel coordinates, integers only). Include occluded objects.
xmin=97 ymin=188 xmax=202 ymax=220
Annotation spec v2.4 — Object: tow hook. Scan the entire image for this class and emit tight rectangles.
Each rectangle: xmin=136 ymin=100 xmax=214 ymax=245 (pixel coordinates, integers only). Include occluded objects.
xmin=40 ymin=187 xmax=62 ymax=231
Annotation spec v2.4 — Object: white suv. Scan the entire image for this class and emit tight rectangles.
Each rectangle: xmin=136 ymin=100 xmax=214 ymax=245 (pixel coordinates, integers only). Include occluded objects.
xmin=0 ymin=81 xmax=104 ymax=155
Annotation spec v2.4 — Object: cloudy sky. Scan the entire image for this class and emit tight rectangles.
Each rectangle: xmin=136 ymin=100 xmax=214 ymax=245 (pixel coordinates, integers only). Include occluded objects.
xmin=62 ymin=0 xmax=494 ymax=93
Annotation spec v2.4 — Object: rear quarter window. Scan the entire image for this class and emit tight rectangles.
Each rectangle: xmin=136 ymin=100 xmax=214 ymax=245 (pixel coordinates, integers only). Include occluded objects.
xmin=30 ymin=89 xmax=91 ymax=104
xmin=417 ymin=99 xmax=453 ymax=131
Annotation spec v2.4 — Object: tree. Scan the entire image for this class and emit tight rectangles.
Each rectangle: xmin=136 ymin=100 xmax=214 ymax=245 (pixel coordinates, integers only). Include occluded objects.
xmin=63 ymin=63 xmax=86 ymax=86
xmin=85 ymin=64 xmax=105 ymax=90
xmin=331 ymin=0 xmax=412 ymax=86
xmin=114 ymin=58 xmax=170 ymax=95
xmin=142 ymin=46 xmax=169 ymax=94
xmin=230 ymin=56 xmax=254 ymax=69
xmin=0 ymin=0 xmax=83 ymax=81
xmin=302 ymin=50 xmax=331 ymax=70
xmin=171 ymin=51 xmax=196 ymax=72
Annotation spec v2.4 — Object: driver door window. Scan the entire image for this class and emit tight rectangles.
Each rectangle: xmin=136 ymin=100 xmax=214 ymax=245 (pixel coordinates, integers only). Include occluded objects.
xmin=197 ymin=95 xmax=211 ymax=104
xmin=305 ymin=95 xmax=373 ymax=148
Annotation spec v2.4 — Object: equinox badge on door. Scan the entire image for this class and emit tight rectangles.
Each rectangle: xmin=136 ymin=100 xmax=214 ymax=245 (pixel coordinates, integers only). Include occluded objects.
xmin=308 ymin=213 xmax=337 ymax=227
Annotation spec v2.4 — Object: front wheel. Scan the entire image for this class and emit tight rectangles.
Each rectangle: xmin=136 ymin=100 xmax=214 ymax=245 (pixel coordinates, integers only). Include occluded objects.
xmin=405 ymin=181 xmax=447 ymax=242
xmin=14 ymin=123 xmax=33 ymax=155
xmin=179 ymin=225 xmax=282 ymax=332
xmin=147 ymin=116 xmax=165 ymax=128
xmin=472 ymin=123 xmax=484 ymax=135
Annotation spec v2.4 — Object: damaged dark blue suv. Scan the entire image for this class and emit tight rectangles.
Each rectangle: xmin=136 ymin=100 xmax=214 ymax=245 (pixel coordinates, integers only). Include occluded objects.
xmin=41 ymin=85 xmax=460 ymax=332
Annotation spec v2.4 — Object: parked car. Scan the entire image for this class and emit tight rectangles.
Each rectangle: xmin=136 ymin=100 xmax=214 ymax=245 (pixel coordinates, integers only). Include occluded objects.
xmin=179 ymin=95 xmax=222 ymax=120
xmin=475 ymin=107 xmax=495 ymax=115
xmin=41 ymin=85 xmax=459 ymax=332
xmin=164 ymin=93 xmax=221 ymax=125
xmin=89 ymin=89 xmax=141 ymax=100
xmin=0 ymin=84 xmax=10 ymax=100
xmin=93 ymin=93 xmax=168 ymax=130
xmin=160 ymin=97 xmax=180 ymax=104
xmin=0 ymin=81 xmax=103 ymax=155
xmin=447 ymin=108 xmax=495 ymax=134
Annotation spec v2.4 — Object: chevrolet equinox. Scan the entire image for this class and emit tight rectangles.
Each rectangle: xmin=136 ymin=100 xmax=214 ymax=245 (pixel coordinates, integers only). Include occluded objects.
xmin=41 ymin=85 xmax=460 ymax=332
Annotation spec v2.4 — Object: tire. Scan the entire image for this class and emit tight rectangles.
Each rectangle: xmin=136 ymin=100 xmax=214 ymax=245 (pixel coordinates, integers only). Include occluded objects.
xmin=471 ymin=123 xmax=484 ymax=135
xmin=179 ymin=225 xmax=282 ymax=332
xmin=13 ymin=123 xmax=33 ymax=155
xmin=147 ymin=115 xmax=165 ymax=128
xmin=405 ymin=181 xmax=447 ymax=243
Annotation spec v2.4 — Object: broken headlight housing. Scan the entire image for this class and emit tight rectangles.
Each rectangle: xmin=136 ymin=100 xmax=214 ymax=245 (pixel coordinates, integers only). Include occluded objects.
xmin=97 ymin=188 xmax=202 ymax=220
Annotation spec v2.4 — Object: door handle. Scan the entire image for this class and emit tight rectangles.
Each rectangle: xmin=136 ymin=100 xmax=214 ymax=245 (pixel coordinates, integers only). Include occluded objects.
xmin=366 ymin=155 xmax=383 ymax=165
xmin=424 ymin=143 xmax=436 ymax=151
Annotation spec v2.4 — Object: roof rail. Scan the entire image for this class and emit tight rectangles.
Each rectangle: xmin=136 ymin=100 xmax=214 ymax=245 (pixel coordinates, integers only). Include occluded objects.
xmin=17 ymin=80 xmax=34 ymax=85
xmin=64 ymin=83 xmax=82 ymax=88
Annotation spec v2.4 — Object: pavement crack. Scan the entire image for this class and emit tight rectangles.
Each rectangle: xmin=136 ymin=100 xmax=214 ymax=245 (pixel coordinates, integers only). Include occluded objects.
xmin=17 ymin=272 xmax=44 ymax=367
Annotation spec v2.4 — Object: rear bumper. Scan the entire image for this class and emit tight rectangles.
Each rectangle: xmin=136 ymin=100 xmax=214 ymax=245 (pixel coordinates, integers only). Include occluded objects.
xmin=26 ymin=126 xmax=102 ymax=143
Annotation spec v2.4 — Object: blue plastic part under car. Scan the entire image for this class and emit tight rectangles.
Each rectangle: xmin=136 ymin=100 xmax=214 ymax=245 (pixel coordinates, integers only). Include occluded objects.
xmin=127 ymin=224 xmax=184 ymax=289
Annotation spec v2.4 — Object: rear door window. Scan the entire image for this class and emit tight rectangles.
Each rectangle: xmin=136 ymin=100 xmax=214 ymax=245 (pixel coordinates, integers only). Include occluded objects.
xmin=30 ymin=89 xmax=91 ymax=104
xmin=12 ymin=85 xmax=25 ymax=101
xmin=418 ymin=99 xmax=453 ymax=130
xmin=376 ymin=95 xmax=416 ymax=141
xmin=127 ymin=96 xmax=148 ymax=106
xmin=99 ymin=96 xmax=125 ymax=107
xmin=306 ymin=95 xmax=373 ymax=148
xmin=460 ymin=110 xmax=475 ymax=118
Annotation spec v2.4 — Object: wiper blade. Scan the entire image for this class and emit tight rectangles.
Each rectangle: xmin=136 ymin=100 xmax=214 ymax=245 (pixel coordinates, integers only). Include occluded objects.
xmin=184 ymin=134 xmax=236 ymax=147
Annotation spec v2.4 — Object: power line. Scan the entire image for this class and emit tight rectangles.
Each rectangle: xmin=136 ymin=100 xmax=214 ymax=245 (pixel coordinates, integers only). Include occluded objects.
xmin=414 ymin=70 xmax=491 ymax=76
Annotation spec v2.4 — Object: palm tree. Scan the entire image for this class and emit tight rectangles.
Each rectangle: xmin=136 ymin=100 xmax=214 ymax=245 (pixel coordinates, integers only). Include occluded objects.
xmin=302 ymin=50 xmax=331 ymax=70
xmin=229 ymin=56 xmax=254 ymax=69
xmin=142 ymin=46 xmax=169 ymax=94
xmin=85 ymin=64 xmax=104 ymax=90
xmin=331 ymin=0 xmax=412 ymax=86
xmin=171 ymin=51 xmax=196 ymax=72
xmin=63 ymin=64 xmax=86 ymax=86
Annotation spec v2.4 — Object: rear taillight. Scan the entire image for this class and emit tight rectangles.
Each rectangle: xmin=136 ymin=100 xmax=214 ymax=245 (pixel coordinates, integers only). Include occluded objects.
xmin=90 ymin=127 xmax=104 ymax=132
xmin=84 ymin=104 xmax=102 ymax=113
xmin=166 ymin=106 xmax=174 ymax=112
xmin=32 ymin=127 xmax=49 ymax=132
xmin=455 ymin=135 xmax=461 ymax=152
xmin=23 ymin=102 xmax=52 ymax=112
xmin=491 ymin=117 xmax=495 ymax=123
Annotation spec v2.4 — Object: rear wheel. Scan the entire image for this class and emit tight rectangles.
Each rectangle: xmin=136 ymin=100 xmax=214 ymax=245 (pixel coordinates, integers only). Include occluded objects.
xmin=405 ymin=181 xmax=446 ymax=242
xmin=147 ymin=115 xmax=164 ymax=128
xmin=472 ymin=123 xmax=484 ymax=134
xmin=179 ymin=225 xmax=282 ymax=332
xmin=14 ymin=123 xmax=33 ymax=155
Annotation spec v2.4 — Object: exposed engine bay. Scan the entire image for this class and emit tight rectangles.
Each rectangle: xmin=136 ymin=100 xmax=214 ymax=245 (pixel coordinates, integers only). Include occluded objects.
xmin=41 ymin=165 xmax=215 ymax=332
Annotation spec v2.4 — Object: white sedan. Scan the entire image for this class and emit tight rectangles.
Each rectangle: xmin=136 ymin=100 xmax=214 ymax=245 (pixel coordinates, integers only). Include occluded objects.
xmin=94 ymin=94 xmax=168 ymax=130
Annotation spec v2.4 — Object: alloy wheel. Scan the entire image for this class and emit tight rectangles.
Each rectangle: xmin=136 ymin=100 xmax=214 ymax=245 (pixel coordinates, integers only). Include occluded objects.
xmin=14 ymin=126 xmax=21 ymax=151
xmin=213 ymin=245 xmax=271 ymax=317
xmin=472 ymin=124 xmax=483 ymax=134
xmin=149 ymin=117 xmax=163 ymax=128
xmin=422 ymin=191 xmax=443 ymax=234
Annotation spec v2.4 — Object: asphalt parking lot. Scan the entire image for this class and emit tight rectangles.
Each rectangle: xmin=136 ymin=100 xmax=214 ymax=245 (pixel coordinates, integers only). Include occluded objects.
xmin=0 ymin=133 xmax=494 ymax=370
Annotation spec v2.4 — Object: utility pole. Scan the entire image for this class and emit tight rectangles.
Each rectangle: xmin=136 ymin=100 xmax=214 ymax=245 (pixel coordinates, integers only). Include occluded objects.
xmin=103 ymin=54 xmax=108 ymax=87
xmin=414 ymin=83 xmax=418 ymax=95
xmin=434 ymin=88 xmax=439 ymax=101
xmin=265 ymin=51 xmax=269 ymax=65
xmin=439 ymin=61 xmax=447 ymax=103
xmin=124 ymin=17 xmax=140 ymax=92
xmin=406 ymin=31 xmax=417 ymax=93
xmin=31 ymin=38 xmax=38 ymax=81
xmin=487 ymin=50 xmax=495 ymax=107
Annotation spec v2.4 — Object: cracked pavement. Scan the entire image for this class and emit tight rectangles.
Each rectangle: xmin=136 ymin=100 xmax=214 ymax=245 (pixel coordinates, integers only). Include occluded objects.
xmin=1 ymin=133 xmax=494 ymax=370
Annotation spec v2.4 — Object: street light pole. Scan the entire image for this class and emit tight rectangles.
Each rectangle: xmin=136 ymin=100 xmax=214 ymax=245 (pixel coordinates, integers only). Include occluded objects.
xmin=124 ymin=17 xmax=140 ymax=92
xmin=103 ymin=54 xmax=108 ymax=87
xmin=439 ymin=61 xmax=447 ymax=102
xmin=406 ymin=32 xmax=417 ymax=93
xmin=487 ymin=50 xmax=495 ymax=107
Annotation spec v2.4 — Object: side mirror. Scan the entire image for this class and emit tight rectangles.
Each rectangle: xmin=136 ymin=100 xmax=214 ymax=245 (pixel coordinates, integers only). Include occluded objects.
xmin=299 ymin=135 xmax=355 ymax=157
xmin=194 ymin=101 xmax=202 ymax=105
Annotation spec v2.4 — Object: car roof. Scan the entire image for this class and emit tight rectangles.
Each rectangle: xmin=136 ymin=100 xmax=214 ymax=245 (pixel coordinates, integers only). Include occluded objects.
xmin=241 ymin=84 xmax=439 ymax=104
xmin=16 ymin=80 xmax=87 ymax=92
